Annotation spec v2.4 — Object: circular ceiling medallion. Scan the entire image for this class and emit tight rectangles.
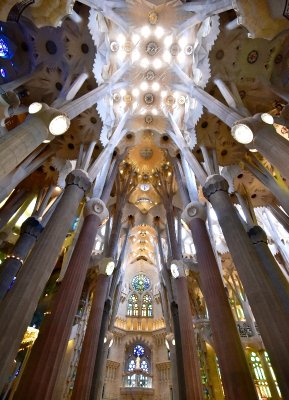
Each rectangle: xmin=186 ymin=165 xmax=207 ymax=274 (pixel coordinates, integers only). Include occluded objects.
xmin=247 ymin=50 xmax=259 ymax=64
xmin=185 ymin=44 xmax=193 ymax=55
xmin=145 ymin=115 xmax=153 ymax=124
xmin=148 ymin=10 xmax=158 ymax=25
xmin=215 ymin=49 xmax=224 ymax=60
xmin=124 ymin=41 xmax=132 ymax=53
xmin=145 ymin=70 xmax=156 ymax=81
xmin=146 ymin=41 xmax=159 ymax=56
xmin=170 ymin=43 xmax=180 ymax=56
xmin=178 ymin=95 xmax=186 ymax=105
xmin=140 ymin=148 xmax=153 ymax=160
xmin=144 ymin=93 xmax=154 ymax=104
xmin=166 ymin=95 xmax=175 ymax=106
xmin=124 ymin=94 xmax=132 ymax=103
xmin=113 ymin=92 xmax=120 ymax=102
xmin=110 ymin=41 xmax=119 ymax=52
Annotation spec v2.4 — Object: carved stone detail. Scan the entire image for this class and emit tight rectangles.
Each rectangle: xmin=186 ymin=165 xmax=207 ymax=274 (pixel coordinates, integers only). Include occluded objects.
xmin=202 ymin=174 xmax=229 ymax=200
xmin=182 ymin=201 xmax=206 ymax=223
xmin=84 ymin=198 xmax=109 ymax=223
xmin=65 ymin=169 xmax=92 ymax=193
xmin=20 ymin=217 xmax=43 ymax=239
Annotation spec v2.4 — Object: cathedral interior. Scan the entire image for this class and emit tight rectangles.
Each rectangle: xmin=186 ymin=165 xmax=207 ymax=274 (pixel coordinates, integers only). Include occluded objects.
xmin=0 ymin=0 xmax=289 ymax=399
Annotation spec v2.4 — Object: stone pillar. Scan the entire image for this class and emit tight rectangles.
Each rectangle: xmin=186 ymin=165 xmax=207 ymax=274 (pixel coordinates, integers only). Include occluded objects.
xmin=170 ymin=301 xmax=187 ymax=400
xmin=89 ymin=298 xmax=111 ymax=400
xmin=90 ymin=225 xmax=131 ymax=400
xmin=0 ymin=169 xmax=91 ymax=394
xmin=0 ymin=116 xmax=51 ymax=179
xmin=248 ymin=225 xmax=289 ymax=313
xmin=253 ymin=126 xmax=289 ymax=181
xmin=166 ymin=203 xmax=203 ymax=400
xmin=203 ymin=174 xmax=289 ymax=399
xmin=0 ymin=217 xmax=43 ymax=300
xmin=13 ymin=198 xmax=108 ymax=400
xmin=182 ymin=201 xmax=258 ymax=400
xmin=71 ymin=202 xmax=125 ymax=398
xmin=71 ymin=271 xmax=111 ymax=400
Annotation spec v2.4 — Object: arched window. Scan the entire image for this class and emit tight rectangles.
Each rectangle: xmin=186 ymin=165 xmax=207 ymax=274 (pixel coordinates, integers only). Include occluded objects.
xmin=140 ymin=360 xmax=149 ymax=373
xmin=127 ymin=293 xmax=139 ymax=317
xmin=128 ymin=359 xmax=136 ymax=372
xmin=141 ymin=293 xmax=153 ymax=317
xmin=131 ymin=274 xmax=150 ymax=293
xmin=124 ymin=343 xmax=152 ymax=388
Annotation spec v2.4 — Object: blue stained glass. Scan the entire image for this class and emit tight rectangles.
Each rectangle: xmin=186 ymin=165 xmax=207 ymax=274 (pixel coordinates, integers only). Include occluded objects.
xmin=128 ymin=359 xmax=136 ymax=372
xmin=0 ymin=68 xmax=6 ymax=78
xmin=141 ymin=360 xmax=149 ymax=372
xmin=131 ymin=274 xmax=150 ymax=292
xmin=133 ymin=345 xmax=144 ymax=357
xmin=0 ymin=38 xmax=9 ymax=58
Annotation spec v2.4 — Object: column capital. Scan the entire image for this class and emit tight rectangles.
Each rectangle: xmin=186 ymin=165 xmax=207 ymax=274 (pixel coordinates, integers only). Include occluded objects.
xmin=202 ymin=174 xmax=229 ymax=201
xmin=182 ymin=201 xmax=206 ymax=223
xmin=98 ymin=257 xmax=115 ymax=276
xmin=247 ymin=225 xmax=267 ymax=245
xmin=84 ymin=198 xmax=109 ymax=224
xmin=20 ymin=217 xmax=43 ymax=239
xmin=65 ymin=169 xmax=92 ymax=193
xmin=170 ymin=260 xmax=187 ymax=279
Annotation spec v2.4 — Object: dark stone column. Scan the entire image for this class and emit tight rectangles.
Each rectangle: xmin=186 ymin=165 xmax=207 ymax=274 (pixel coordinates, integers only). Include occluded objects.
xmin=71 ymin=273 xmax=110 ymax=400
xmin=0 ymin=169 xmax=91 ymax=394
xmin=183 ymin=201 xmax=258 ymax=400
xmin=203 ymin=174 xmax=289 ymax=399
xmin=166 ymin=204 xmax=203 ymax=400
xmin=170 ymin=300 xmax=187 ymax=400
xmin=248 ymin=225 xmax=289 ymax=314
xmin=253 ymin=126 xmax=289 ymax=181
xmin=89 ymin=298 xmax=111 ymax=400
xmin=0 ymin=217 xmax=43 ymax=300
xmin=13 ymin=198 xmax=108 ymax=400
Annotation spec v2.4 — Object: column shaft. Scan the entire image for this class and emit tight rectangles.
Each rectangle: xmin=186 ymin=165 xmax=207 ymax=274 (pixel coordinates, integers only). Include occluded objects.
xmin=71 ymin=274 xmax=110 ymax=400
xmin=166 ymin=206 xmax=203 ymax=400
xmin=13 ymin=211 xmax=103 ymax=400
xmin=203 ymin=175 xmax=289 ymax=399
xmin=0 ymin=170 xmax=90 ymax=394
xmin=0 ymin=116 xmax=50 ymax=179
xmin=254 ymin=129 xmax=289 ymax=181
xmin=189 ymin=216 xmax=258 ymax=399
xmin=0 ymin=217 xmax=43 ymax=300
xmin=248 ymin=226 xmax=289 ymax=313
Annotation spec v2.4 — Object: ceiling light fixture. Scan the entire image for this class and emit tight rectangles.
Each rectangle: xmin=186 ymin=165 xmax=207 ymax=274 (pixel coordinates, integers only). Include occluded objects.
xmin=231 ymin=123 xmax=254 ymax=144
xmin=141 ymin=25 xmax=151 ymax=38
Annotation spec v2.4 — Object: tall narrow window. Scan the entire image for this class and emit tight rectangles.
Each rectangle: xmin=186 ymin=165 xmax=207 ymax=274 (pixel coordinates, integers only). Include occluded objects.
xmin=141 ymin=293 xmax=153 ymax=317
xmin=127 ymin=293 xmax=139 ymax=317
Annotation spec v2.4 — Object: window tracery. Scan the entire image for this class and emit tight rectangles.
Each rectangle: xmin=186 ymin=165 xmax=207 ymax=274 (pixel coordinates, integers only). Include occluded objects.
xmin=131 ymin=274 xmax=150 ymax=293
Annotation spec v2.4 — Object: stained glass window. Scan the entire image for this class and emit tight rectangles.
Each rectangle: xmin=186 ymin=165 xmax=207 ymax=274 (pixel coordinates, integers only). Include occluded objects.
xmin=131 ymin=274 xmax=150 ymax=292
xmin=0 ymin=68 xmax=6 ymax=78
xmin=0 ymin=38 xmax=9 ymax=58
xmin=0 ymin=35 xmax=13 ymax=59
xmin=127 ymin=293 xmax=139 ymax=316
xmin=128 ymin=359 xmax=136 ymax=372
xmin=250 ymin=352 xmax=272 ymax=399
xmin=141 ymin=294 xmax=153 ymax=317
xmin=134 ymin=344 xmax=145 ymax=357
xmin=141 ymin=360 xmax=149 ymax=373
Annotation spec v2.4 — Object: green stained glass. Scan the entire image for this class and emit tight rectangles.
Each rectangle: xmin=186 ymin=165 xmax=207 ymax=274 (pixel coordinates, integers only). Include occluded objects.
xmin=131 ymin=274 xmax=150 ymax=292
